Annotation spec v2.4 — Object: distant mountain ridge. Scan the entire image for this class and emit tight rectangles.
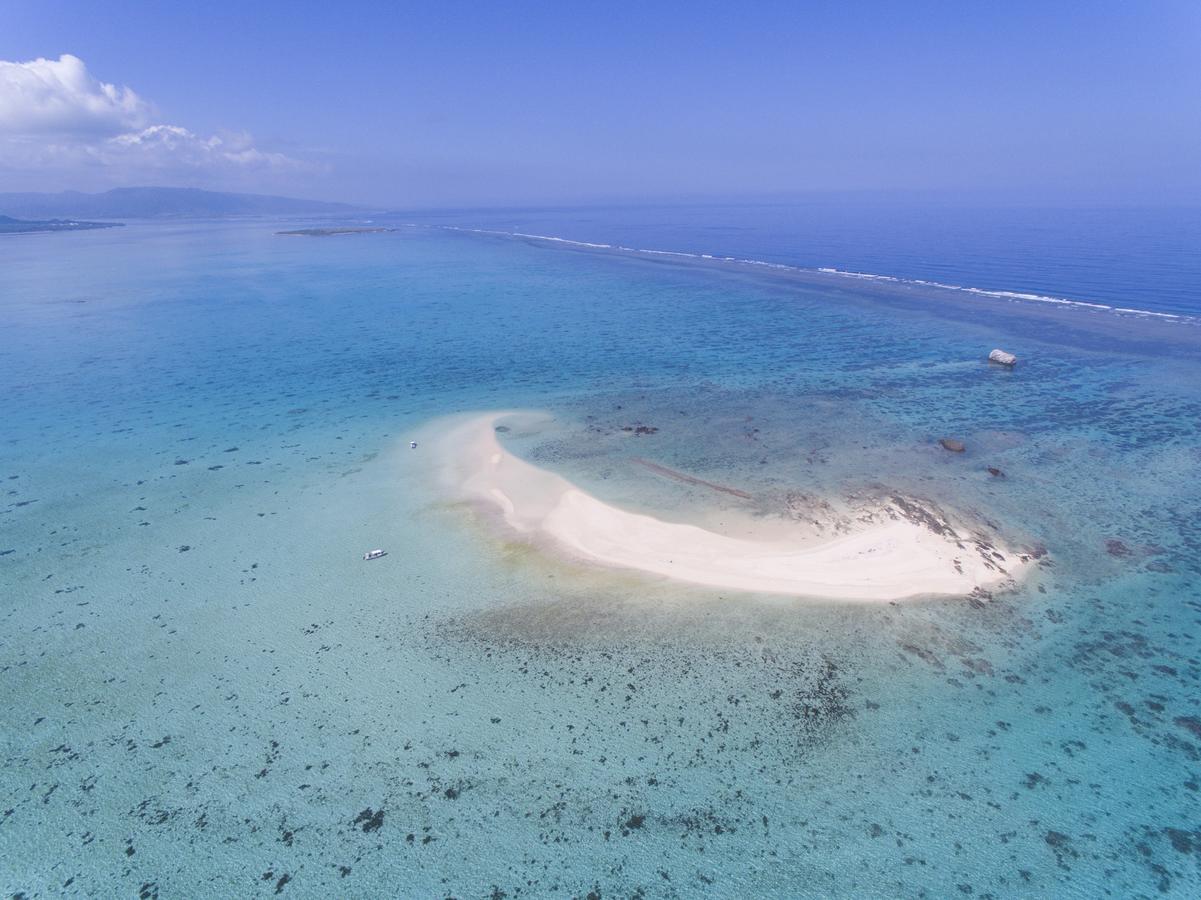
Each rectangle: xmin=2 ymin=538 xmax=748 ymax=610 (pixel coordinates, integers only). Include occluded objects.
xmin=0 ymin=187 xmax=358 ymax=219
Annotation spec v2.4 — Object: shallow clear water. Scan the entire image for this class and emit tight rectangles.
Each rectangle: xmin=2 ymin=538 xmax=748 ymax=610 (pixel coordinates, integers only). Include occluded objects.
xmin=2 ymin=218 xmax=1200 ymax=898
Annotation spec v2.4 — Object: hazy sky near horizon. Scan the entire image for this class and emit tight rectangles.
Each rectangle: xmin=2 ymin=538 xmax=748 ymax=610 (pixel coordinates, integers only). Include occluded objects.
xmin=1 ymin=0 xmax=1199 ymax=208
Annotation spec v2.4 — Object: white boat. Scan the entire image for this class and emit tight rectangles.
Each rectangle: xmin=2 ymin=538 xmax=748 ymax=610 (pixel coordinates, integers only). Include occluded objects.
xmin=363 ymin=549 xmax=387 ymax=561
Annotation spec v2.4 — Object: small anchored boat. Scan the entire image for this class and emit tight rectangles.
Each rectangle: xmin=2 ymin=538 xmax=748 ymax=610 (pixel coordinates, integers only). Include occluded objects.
xmin=363 ymin=549 xmax=387 ymax=561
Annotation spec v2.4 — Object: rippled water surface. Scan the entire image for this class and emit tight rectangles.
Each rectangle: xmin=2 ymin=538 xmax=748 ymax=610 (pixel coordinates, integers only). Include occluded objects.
xmin=2 ymin=218 xmax=1200 ymax=897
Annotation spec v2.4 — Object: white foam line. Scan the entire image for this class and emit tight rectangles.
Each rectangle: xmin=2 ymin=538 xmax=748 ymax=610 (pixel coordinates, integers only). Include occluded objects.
xmin=423 ymin=225 xmax=1193 ymax=324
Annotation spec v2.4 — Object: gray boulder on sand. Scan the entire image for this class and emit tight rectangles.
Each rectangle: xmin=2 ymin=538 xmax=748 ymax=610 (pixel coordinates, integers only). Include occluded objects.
xmin=939 ymin=438 xmax=966 ymax=452
xmin=989 ymin=348 xmax=1017 ymax=366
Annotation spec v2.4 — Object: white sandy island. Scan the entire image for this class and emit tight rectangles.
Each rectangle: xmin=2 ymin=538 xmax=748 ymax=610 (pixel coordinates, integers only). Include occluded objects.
xmin=428 ymin=412 xmax=1029 ymax=602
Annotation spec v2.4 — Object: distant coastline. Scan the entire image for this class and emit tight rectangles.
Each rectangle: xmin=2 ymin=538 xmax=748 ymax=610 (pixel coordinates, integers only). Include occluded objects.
xmin=0 ymin=215 xmax=122 ymax=235
xmin=0 ymin=186 xmax=359 ymax=220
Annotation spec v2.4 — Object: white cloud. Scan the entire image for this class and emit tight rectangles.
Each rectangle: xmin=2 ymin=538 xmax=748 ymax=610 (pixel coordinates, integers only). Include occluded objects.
xmin=106 ymin=125 xmax=305 ymax=170
xmin=0 ymin=54 xmax=150 ymax=136
xmin=0 ymin=54 xmax=311 ymax=185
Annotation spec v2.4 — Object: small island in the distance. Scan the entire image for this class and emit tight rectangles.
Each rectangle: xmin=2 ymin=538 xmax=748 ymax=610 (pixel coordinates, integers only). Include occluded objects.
xmin=0 ymin=214 xmax=123 ymax=234
xmin=277 ymin=226 xmax=396 ymax=236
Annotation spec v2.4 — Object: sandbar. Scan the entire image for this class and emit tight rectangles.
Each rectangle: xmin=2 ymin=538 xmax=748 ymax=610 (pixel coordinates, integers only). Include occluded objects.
xmin=428 ymin=412 xmax=1028 ymax=601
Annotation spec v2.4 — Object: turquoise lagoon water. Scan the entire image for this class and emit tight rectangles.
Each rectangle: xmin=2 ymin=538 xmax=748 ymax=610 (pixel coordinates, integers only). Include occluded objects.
xmin=2 ymin=217 xmax=1200 ymax=898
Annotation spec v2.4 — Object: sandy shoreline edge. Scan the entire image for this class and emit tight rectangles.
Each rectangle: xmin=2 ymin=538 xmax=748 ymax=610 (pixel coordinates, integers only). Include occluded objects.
xmin=425 ymin=411 xmax=1029 ymax=602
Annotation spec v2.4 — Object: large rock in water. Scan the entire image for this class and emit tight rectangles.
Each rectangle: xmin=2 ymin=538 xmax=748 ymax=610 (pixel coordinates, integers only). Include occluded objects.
xmin=989 ymin=348 xmax=1017 ymax=366
xmin=939 ymin=438 xmax=966 ymax=452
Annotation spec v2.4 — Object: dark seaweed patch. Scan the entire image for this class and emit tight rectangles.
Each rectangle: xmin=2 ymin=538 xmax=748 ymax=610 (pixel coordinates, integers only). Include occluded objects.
xmin=353 ymin=807 xmax=384 ymax=833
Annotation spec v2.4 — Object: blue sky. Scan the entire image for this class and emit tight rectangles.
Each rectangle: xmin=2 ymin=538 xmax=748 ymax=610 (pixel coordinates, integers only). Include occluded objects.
xmin=1 ymin=0 xmax=1199 ymax=207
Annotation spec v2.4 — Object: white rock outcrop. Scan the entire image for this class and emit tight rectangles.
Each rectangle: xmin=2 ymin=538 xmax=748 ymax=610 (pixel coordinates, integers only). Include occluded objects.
xmin=989 ymin=348 xmax=1017 ymax=366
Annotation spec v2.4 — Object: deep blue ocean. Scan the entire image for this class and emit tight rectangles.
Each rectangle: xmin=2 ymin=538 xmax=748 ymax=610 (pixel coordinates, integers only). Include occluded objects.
xmin=2 ymin=204 xmax=1200 ymax=897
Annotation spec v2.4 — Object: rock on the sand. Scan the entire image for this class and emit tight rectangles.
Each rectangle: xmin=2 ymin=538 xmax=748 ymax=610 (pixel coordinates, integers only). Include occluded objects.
xmin=939 ymin=438 xmax=966 ymax=453
xmin=989 ymin=348 xmax=1018 ymax=366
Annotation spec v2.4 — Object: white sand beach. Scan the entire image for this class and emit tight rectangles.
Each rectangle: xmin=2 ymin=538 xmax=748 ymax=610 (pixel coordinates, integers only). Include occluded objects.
xmin=429 ymin=412 xmax=1028 ymax=601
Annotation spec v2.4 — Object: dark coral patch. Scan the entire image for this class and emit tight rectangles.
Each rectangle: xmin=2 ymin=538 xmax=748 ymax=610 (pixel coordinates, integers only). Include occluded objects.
xmin=353 ymin=807 xmax=384 ymax=833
